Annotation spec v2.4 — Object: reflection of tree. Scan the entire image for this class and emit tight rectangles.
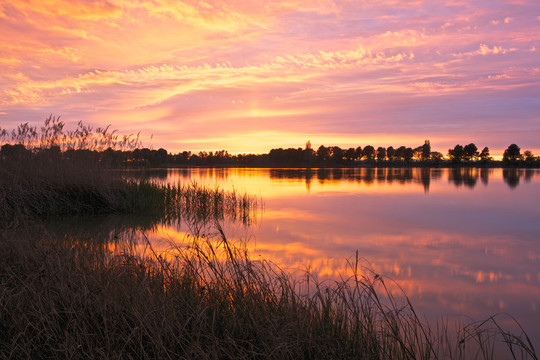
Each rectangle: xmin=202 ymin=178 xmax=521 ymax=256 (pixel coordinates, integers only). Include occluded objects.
xmin=268 ymin=167 xmax=539 ymax=191
xmin=448 ymin=168 xmax=478 ymax=188
xmin=480 ymin=168 xmax=489 ymax=186
xmin=364 ymin=168 xmax=375 ymax=184
xmin=503 ymin=169 xmax=521 ymax=189
xmin=268 ymin=167 xmax=454 ymax=191
xmin=376 ymin=168 xmax=385 ymax=182
xmin=420 ymin=168 xmax=430 ymax=192
xmin=317 ymin=168 xmax=330 ymax=183
xmin=268 ymin=167 xmax=538 ymax=191
xmin=144 ymin=169 xmax=169 ymax=180
xmin=524 ymin=169 xmax=534 ymax=183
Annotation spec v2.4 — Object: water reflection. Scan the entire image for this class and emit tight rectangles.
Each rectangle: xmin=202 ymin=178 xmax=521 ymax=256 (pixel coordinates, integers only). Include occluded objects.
xmin=502 ymin=168 xmax=537 ymax=188
xmin=269 ymin=168 xmax=440 ymax=192
xmin=46 ymin=167 xmax=540 ymax=350
xmin=265 ymin=167 xmax=538 ymax=192
xmin=136 ymin=167 xmax=540 ymax=349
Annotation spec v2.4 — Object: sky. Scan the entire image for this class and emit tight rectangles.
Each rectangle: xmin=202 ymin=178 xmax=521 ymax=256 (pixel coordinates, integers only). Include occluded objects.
xmin=1 ymin=0 xmax=539 ymax=155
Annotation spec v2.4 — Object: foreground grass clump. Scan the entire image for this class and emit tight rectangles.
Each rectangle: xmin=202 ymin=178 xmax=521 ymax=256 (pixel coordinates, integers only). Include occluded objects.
xmin=0 ymin=120 xmax=258 ymax=227
xmin=0 ymin=180 xmax=258 ymax=228
xmin=0 ymin=230 xmax=536 ymax=360
xmin=0 ymin=154 xmax=258 ymax=228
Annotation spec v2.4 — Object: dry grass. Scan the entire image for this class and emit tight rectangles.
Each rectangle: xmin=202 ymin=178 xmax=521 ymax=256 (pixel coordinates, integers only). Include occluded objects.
xmin=0 ymin=227 xmax=536 ymax=360
xmin=0 ymin=151 xmax=258 ymax=228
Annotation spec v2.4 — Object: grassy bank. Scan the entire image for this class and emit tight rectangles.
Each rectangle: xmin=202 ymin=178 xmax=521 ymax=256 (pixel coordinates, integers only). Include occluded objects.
xmin=0 ymin=141 xmax=258 ymax=228
xmin=0 ymin=119 xmax=257 ymax=228
xmin=0 ymin=229 xmax=536 ymax=359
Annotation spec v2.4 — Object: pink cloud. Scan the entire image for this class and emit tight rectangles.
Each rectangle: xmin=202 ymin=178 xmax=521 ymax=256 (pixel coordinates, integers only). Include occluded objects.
xmin=1 ymin=0 xmax=539 ymax=154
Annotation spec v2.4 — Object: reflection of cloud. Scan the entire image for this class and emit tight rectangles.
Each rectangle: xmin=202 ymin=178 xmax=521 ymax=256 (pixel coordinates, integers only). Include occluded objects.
xmin=137 ymin=167 xmax=540 ymax=346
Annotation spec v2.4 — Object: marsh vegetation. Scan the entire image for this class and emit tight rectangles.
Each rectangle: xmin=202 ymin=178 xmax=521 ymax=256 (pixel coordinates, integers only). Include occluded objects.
xmin=0 ymin=118 xmax=537 ymax=359
xmin=1 ymin=228 xmax=537 ymax=359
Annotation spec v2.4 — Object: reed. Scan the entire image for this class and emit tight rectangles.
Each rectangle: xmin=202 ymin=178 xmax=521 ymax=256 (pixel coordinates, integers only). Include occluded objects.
xmin=0 ymin=177 xmax=258 ymax=228
xmin=0 ymin=228 xmax=536 ymax=360
xmin=0 ymin=118 xmax=258 ymax=228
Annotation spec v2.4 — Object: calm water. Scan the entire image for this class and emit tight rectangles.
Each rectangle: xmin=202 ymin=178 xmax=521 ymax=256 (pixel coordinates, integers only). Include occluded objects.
xmin=141 ymin=167 xmax=539 ymax=347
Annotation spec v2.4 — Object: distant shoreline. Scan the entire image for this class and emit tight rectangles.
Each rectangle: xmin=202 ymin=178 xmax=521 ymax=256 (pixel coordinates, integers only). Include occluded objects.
xmin=150 ymin=161 xmax=539 ymax=169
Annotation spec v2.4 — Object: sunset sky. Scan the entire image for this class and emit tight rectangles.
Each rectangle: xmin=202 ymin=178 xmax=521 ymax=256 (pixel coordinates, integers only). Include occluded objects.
xmin=1 ymin=0 xmax=539 ymax=155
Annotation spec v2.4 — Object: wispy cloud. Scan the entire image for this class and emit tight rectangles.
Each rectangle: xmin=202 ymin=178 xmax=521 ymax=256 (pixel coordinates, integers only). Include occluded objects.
xmin=1 ymin=0 xmax=539 ymax=154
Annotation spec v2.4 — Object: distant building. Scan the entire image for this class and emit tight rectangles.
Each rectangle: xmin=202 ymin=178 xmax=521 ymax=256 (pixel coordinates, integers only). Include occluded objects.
xmin=306 ymin=140 xmax=312 ymax=150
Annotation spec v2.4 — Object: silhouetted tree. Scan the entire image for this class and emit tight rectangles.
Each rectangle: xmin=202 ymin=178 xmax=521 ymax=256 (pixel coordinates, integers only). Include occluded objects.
xmin=503 ymin=144 xmax=521 ymax=162
xmin=269 ymin=147 xmax=304 ymax=164
xmin=463 ymin=143 xmax=478 ymax=161
xmin=523 ymin=150 xmax=536 ymax=164
xmin=154 ymin=148 xmax=168 ymax=164
xmin=404 ymin=147 xmax=414 ymax=162
xmin=303 ymin=147 xmax=315 ymax=165
xmin=38 ymin=145 xmax=61 ymax=160
xmin=386 ymin=146 xmax=396 ymax=161
xmin=395 ymin=146 xmax=406 ymax=160
xmin=317 ymin=145 xmax=330 ymax=162
xmin=331 ymin=146 xmax=344 ymax=163
xmin=376 ymin=147 xmax=386 ymax=161
xmin=448 ymin=144 xmax=464 ymax=163
xmin=355 ymin=146 xmax=363 ymax=160
xmin=363 ymin=145 xmax=375 ymax=160
xmin=479 ymin=147 xmax=491 ymax=162
xmin=431 ymin=151 xmax=444 ymax=161
xmin=344 ymin=147 xmax=356 ymax=162
xmin=421 ymin=140 xmax=431 ymax=161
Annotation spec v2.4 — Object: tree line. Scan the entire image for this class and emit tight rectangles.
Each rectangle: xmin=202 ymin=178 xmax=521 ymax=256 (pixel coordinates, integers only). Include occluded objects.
xmin=1 ymin=118 xmax=538 ymax=168
xmin=2 ymin=139 xmax=538 ymax=168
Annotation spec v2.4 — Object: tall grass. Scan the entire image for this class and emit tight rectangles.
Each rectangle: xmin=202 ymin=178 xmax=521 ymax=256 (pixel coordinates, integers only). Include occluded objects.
xmin=0 ymin=117 xmax=258 ymax=228
xmin=0 ymin=115 xmax=141 ymax=151
xmin=0 ymin=178 xmax=258 ymax=229
xmin=0 ymin=228 xmax=536 ymax=359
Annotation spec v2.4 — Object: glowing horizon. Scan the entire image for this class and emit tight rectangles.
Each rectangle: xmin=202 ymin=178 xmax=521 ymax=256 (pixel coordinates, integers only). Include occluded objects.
xmin=1 ymin=0 xmax=539 ymax=155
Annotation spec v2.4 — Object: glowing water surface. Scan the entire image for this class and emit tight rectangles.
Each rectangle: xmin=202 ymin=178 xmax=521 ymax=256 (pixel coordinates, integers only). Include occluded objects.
xmin=144 ymin=167 xmax=540 ymax=347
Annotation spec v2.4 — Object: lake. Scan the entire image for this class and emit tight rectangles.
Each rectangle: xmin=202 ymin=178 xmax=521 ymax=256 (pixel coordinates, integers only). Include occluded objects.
xmin=132 ymin=167 xmax=539 ymax=348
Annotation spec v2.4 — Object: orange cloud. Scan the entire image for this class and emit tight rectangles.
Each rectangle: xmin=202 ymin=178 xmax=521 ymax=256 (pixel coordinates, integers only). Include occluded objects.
xmin=0 ymin=0 xmax=539 ymax=154
xmin=6 ymin=0 xmax=121 ymax=20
